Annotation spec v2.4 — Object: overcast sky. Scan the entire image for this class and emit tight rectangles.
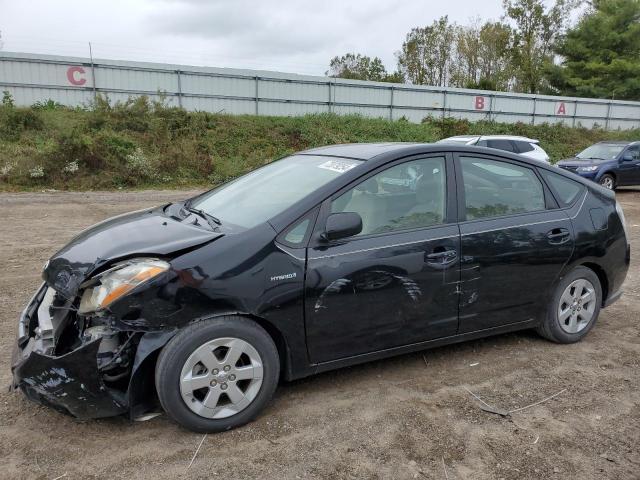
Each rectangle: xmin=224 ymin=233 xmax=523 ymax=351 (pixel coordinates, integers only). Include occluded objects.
xmin=0 ymin=0 xmax=504 ymax=76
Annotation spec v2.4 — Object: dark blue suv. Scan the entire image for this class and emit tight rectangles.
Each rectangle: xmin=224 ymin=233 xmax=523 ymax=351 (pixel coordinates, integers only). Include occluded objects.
xmin=557 ymin=141 xmax=640 ymax=190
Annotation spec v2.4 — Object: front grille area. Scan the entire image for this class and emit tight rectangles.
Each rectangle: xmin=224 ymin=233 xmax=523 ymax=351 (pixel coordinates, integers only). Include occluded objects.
xmin=559 ymin=165 xmax=579 ymax=172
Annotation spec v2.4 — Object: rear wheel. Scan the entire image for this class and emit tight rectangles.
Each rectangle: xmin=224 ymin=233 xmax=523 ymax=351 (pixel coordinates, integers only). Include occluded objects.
xmin=537 ymin=267 xmax=602 ymax=343
xmin=599 ymin=174 xmax=616 ymax=190
xmin=155 ymin=316 xmax=279 ymax=432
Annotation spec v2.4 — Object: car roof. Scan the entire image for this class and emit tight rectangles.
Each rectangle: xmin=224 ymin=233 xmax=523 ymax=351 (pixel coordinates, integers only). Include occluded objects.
xmin=436 ymin=135 xmax=480 ymax=143
xmin=301 ymin=138 xmax=550 ymax=161
xmin=481 ymin=135 xmax=539 ymax=143
xmin=596 ymin=140 xmax=638 ymax=145
xmin=438 ymin=135 xmax=539 ymax=143
xmin=298 ymin=142 xmax=550 ymax=164
xmin=299 ymin=142 xmax=426 ymax=160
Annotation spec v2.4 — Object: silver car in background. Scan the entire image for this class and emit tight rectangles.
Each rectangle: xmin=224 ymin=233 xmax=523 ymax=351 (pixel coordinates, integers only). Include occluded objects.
xmin=437 ymin=135 xmax=550 ymax=163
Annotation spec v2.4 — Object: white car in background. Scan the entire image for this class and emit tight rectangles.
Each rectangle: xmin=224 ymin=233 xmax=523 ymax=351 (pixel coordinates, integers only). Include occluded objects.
xmin=437 ymin=135 xmax=550 ymax=163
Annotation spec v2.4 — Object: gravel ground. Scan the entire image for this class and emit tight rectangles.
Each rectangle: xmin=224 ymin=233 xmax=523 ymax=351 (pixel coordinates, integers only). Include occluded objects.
xmin=0 ymin=188 xmax=638 ymax=480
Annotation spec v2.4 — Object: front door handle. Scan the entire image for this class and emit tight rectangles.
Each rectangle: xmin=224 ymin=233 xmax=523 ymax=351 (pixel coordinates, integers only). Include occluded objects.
xmin=547 ymin=228 xmax=571 ymax=245
xmin=425 ymin=247 xmax=458 ymax=265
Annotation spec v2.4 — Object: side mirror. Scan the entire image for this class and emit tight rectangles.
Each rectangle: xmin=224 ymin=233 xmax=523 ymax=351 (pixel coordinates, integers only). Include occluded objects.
xmin=622 ymin=152 xmax=634 ymax=162
xmin=325 ymin=212 xmax=362 ymax=241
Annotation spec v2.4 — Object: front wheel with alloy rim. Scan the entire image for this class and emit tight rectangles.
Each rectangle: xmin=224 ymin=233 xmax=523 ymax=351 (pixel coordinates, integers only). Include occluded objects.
xmin=599 ymin=174 xmax=616 ymax=190
xmin=537 ymin=266 xmax=602 ymax=343
xmin=155 ymin=316 xmax=279 ymax=432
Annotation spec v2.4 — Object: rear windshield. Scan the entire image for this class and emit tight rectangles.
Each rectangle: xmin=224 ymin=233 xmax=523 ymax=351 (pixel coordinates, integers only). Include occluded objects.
xmin=192 ymin=155 xmax=362 ymax=229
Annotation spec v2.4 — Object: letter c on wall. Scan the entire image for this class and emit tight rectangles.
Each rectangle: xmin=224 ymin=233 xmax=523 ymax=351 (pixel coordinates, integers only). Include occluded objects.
xmin=67 ymin=66 xmax=87 ymax=86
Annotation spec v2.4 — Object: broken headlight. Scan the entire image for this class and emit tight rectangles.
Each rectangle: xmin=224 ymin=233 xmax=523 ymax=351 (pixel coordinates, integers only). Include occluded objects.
xmin=78 ymin=258 xmax=169 ymax=314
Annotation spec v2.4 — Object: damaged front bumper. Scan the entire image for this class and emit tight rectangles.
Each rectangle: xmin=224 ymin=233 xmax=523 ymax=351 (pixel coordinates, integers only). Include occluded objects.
xmin=11 ymin=283 xmax=127 ymax=420
xmin=11 ymin=338 xmax=127 ymax=419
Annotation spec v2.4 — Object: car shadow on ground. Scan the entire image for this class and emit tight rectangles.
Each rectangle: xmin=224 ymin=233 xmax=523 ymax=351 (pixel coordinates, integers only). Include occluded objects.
xmin=279 ymin=328 xmax=543 ymax=394
xmin=72 ymin=328 xmax=544 ymax=433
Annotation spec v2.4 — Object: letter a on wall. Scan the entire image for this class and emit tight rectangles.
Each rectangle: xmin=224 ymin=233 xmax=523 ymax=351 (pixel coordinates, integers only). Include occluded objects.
xmin=556 ymin=102 xmax=567 ymax=115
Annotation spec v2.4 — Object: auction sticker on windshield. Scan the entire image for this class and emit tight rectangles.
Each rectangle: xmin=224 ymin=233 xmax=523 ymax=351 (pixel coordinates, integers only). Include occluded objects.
xmin=318 ymin=159 xmax=360 ymax=173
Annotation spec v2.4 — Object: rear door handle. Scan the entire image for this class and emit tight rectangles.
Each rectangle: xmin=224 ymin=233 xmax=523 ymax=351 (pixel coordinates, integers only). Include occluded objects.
xmin=547 ymin=228 xmax=571 ymax=245
xmin=425 ymin=248 xmax=458 ymax=265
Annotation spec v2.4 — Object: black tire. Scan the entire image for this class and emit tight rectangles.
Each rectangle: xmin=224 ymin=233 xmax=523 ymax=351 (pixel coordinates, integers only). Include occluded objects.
xmin=537 ymin=266 xmax=602 ymax=344
xmin=599 ymin=173 xmax=616 ymax=190
xmin=155 ymin=316 xmax=279 ymax=433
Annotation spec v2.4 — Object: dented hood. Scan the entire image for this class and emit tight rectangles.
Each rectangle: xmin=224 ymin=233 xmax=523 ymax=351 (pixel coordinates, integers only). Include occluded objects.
xmin=43 ymin=206 xmax=222 ymax=297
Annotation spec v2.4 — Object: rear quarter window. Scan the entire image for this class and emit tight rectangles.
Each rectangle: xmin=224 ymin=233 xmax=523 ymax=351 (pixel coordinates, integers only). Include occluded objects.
xmin=486 ymin=140 xmax=516 ymax=152
xmin=540 ymin=170 xmax=584 ymax=207
xmin=515 ymin=141 xmax=535 ymax=153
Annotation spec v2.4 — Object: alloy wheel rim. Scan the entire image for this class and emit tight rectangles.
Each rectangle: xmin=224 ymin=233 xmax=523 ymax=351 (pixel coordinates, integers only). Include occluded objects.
xmin=600 ymin=177 xmax=613 ymax=189
xmin=558 ymin=279 xmax=596 ymax=334
xmin=180 ymin=337 xmax=264 ymax=419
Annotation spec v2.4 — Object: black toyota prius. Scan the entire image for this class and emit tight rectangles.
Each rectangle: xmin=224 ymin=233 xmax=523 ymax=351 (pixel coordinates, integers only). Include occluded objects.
xmin=12 ymin=143 xmax=630 ymax=432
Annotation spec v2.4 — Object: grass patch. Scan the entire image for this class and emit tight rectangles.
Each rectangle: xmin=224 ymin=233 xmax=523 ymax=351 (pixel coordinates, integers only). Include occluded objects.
xmin=0 ymin=94 xmax=638 ymax=191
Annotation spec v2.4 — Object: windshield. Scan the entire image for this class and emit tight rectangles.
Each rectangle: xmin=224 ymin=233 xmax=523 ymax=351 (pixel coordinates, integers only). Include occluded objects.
xmin=576 ymin=144 xmax=625 ymax=160
xmin=191 ymin=155 xmax=362 ymax=229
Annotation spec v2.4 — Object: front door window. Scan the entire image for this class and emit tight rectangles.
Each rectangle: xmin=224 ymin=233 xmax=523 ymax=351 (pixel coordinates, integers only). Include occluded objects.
xmin=331 ymin=157 xmax=446 ymax=235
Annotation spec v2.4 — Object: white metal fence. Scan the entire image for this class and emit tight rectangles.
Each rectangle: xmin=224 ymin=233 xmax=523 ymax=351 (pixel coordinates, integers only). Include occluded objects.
xmin=1 ymin=51 xmax=639 ymax=130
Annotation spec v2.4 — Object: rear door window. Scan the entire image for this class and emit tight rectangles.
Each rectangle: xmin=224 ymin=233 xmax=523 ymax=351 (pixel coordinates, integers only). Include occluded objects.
xmin=460 ymin=156 xmax=545 ymax=220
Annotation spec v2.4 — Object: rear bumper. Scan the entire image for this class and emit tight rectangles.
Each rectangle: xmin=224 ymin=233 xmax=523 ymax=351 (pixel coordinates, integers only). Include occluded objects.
xmin=603 ymin=243 xmax=630 ymax=308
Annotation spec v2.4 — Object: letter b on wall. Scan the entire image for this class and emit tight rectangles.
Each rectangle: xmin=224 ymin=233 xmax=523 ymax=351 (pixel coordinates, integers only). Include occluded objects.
xmin=474 ymin=96 xmax=487 ymax=110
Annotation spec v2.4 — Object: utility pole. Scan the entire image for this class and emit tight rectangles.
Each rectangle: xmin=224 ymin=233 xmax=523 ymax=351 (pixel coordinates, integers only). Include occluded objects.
xmin=89 ymin=42 xmax=97 ymax=102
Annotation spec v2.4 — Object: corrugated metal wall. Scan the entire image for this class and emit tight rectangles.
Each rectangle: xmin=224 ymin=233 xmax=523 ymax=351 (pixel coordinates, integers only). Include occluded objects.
xmin=1 ymin=51 xmax=639 ymax=130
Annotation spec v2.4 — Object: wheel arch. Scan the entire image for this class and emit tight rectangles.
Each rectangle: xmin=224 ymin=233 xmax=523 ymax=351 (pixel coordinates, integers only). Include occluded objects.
xmin=127 ymin=311 xmax=292 ymax=418
xmin=184 ymin=311 xmax=292 ymax=382
xmin=597 ymin=170 xmax=616 ymax=183
xmin=578 ymin=262 xmax=609 ymax=306
xmin=245 ymin=314 xmax=291 ymax=381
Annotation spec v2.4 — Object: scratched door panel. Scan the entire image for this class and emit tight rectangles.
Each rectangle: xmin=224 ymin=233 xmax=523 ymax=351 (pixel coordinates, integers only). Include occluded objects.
xmin=305 ymin=224 xmax=460 ymax=364
xmin=454 ymin=154 xmax=575 ymax=333
xmin=458 ymin=210 xmax=574 ymax=332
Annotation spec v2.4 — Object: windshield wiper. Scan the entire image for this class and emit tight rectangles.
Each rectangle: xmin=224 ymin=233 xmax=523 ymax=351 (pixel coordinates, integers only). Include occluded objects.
xmin=181 ymin=202 xmax=222 ymax=229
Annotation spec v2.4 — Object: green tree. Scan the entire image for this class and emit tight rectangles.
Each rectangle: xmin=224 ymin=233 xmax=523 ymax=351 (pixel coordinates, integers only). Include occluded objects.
xmin=503 ymin=0 xmax=579 ymax=93
xmin=452 ymin=20 xmax=513 ymax=90
xmin=397 ymin=16 xmax=457 ymax=86
xmin=327 ymin=53 xmax=402 ymax=82
xmin=548 ymin=0 xmax=640 ymax=100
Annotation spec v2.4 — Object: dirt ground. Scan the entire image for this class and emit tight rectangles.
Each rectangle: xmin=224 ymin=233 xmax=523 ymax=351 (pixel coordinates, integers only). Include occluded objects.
xmin=0 ymin=188 xmax=638 ymax=480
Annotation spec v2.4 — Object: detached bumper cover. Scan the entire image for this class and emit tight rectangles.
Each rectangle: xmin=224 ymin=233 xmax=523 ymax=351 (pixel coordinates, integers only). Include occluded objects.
xmin=11 ymin=285 xmax=127 ymax=420
xmin=11 ymin=338 xmax=127 ymax=419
